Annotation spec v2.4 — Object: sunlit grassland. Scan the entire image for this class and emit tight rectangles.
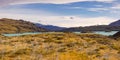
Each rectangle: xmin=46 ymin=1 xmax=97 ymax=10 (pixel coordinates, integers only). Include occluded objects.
xmin=0 ymin=33 xmax=120 ymax=60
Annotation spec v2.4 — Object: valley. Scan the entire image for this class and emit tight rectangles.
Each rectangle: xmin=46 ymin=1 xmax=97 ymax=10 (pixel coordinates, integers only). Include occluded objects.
xmin=0 ymin=18 xmax=120 ymax=60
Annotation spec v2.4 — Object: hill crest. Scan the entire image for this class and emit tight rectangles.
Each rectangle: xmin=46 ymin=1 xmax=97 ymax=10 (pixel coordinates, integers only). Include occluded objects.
xmin=0 ymin=18 xmax=47 ymax=34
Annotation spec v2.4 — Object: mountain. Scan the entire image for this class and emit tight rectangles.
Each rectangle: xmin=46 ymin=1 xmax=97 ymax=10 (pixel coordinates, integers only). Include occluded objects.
xmin=109 ymin=20 xmax=120 ymax=26
xmin=0 ymin=18 xmax=47 ymax=34
xmin=35 ymin=23 xmax=66 ymax=31
xmin=61 ymin=19 xmax=120 ymax=32
xmin=61 ymin=25 xmax=120 ymax=32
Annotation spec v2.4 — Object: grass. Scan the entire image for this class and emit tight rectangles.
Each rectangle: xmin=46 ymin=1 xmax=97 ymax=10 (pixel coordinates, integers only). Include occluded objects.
xmin=0 ymin=33 xmax=120 ymax=60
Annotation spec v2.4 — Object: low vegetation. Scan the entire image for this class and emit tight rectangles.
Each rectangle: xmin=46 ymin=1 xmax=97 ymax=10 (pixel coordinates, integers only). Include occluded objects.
xmin=0 ymin=33 xmax=120 ymax=60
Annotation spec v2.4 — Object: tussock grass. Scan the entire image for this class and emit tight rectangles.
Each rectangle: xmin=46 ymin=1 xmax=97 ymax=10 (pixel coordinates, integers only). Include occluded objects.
xmin=0 ymin=33 xmax=119 ymax=60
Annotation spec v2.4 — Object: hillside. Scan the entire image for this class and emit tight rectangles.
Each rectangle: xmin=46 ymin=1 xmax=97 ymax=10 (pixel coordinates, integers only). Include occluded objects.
xmin=0 ymin=33 xmax=120 ymax=60
xmin=35 ymin=23 xmax=66 ymax=31
xmin=113 ymin=31 xmax=120 ymax=38
xmin=0 ymin=18 xmax=46 ymax=34
xmin=109 ymin=20 xmax=120 ymax=26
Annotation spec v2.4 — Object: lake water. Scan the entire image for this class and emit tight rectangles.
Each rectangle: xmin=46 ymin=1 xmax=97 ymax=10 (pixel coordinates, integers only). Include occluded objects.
xmin=94 ymin=31 xmax=118 ymax=36
xmin=3 ymin=32 xmax=42 ymax=37
xmin=3 ymin=31 xmax=118 ymax=37
xmin=74 ymin=31 xmax=118 ymax=36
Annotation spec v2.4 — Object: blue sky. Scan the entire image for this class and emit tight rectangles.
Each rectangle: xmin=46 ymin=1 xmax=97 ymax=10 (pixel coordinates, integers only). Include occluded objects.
xmin=0 ymin=0 xmax=120 ymax=27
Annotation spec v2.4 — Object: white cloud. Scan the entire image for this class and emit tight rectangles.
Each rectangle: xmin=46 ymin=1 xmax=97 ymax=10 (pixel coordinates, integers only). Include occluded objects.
xmin=84 ymin=3 xmax=120 ymax=12
xmin=0 ymin=8 xmax=57 ymax=16
xmin=94 ymin=5 xmax=104 ymax=7
xmin=87 ymin=8 xmax=109 ymax=12
xmin=66 ymin=7 xmax=83 ymax=9
xmin=111 ymin=4 xmax=120 ymax=9
xmin=0 ymin=0 xmax=116 ymax=6
xmin=0 ymin=13 xmax=116 ymax=27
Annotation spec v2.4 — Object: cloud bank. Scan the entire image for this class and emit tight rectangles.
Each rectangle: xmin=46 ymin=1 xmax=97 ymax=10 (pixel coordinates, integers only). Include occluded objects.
xmin=0 ymin=0 xmax=116 ymax=6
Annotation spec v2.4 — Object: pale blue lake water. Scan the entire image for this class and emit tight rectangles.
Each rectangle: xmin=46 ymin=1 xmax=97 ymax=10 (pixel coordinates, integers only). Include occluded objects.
xmin=74 ymin=31 xmax=118 ymax=36
xmin=94 ymin=31 xmax=118 ymax=36
xmin=3 ymin=32 xmax=42 ymax=37
xmin=3 ymin=31 xmax=118 ymax=37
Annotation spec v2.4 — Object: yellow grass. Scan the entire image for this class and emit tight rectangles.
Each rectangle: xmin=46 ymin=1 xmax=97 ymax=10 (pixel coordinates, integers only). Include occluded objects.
xmin=0 ymin=33 xmax=120 ymax=60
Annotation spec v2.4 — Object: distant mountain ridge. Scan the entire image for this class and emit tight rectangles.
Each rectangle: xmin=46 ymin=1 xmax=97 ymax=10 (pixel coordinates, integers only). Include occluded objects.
xmin=35 ymin=23 xmax=66 ymax=31
xmin=61 ymin=25 xmax=120 ymax=32
xmin=109 ymin=20 xmax=120 ymax=26
xmin=0 ymin=18 xmax=47 ymax=34
xmin=1 ymin=18 xmax=120 ymax=33
xmin=60 ymin=19 xmax=120 ymax=32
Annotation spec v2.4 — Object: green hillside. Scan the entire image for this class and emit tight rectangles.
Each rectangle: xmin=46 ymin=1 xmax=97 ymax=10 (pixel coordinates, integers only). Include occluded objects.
xmin=0 ymin=18 xmax=46 ymax=34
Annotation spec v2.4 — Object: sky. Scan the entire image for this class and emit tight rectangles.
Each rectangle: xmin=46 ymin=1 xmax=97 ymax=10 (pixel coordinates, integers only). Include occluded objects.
xmin=0 ymin=0 xmax=120 ymax=27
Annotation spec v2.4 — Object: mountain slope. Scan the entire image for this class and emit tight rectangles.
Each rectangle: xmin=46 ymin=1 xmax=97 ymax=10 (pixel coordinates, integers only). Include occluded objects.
xmin=109 ymin=20 xmax=120 ymax=26
xmin=35 ymin=23 xmax=66 ymax=31
xmin=0 ymin=18 xmax=47 ymax=34
xmin=113 ymin=31 xmax=120 ymax=38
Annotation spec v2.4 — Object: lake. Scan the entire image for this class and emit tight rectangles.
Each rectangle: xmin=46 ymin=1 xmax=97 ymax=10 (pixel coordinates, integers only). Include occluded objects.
xmin=74 ymin=31 xmax=118 ymax=36
xmin=3 ymin=32 xmax=42 ymax=37
xmin=94 ymin=31 xmax=118 ymax=36
xmin=3 ymin=31 xmax=118 ymax=37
